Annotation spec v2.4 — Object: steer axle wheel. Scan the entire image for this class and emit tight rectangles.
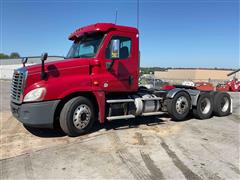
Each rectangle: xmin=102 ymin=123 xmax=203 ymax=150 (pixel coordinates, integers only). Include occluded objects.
xmin=166 ymin=91 xmax=191 ymax=121
xmin=60 ymin=96 xmax=96 ymax=137
xmin=193 ymin=93 xmax=213 ymax=119
xmin=212 ymin=92 xmax=231 ymax=116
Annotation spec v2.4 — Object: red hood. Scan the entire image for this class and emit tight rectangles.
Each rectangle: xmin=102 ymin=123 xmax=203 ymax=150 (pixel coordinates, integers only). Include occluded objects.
xmin=26 ymin=58 xmax=89 ymax=75
xmin=24 ymin=58 xmax=91 ymax=95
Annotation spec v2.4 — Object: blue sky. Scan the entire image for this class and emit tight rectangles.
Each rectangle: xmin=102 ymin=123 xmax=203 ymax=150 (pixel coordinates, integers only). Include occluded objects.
xmin=1 ymin=0 xmax=239 ymax=68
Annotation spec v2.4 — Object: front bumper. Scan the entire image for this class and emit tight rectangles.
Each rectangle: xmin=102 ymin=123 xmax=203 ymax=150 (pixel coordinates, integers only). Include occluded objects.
xmin=11 ymin=100 xmax=60 ymax=128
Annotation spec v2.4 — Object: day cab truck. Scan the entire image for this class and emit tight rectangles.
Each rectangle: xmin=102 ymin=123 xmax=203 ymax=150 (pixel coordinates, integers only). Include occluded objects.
xmin=10 ymin=23 xmax=232 ymax=136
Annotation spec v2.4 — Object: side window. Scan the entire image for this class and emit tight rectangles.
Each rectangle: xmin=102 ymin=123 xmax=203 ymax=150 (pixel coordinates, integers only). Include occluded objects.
xmin=105 ymin=36 xmax=132 ymax=59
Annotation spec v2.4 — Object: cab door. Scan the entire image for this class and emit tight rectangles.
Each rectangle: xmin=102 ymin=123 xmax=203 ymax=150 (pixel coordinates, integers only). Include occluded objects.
xmin=100 ymin=31 xmax=138 ymax=92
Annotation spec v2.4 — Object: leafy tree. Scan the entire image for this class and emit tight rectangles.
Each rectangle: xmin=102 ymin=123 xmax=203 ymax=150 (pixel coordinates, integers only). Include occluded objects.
xmin=0 ymin=53 xmax=9 ymax=59
xmin=10 ymin=52 xmax=20 ymax=58
xmin=0 ymin=52 xmax=21 ymax=59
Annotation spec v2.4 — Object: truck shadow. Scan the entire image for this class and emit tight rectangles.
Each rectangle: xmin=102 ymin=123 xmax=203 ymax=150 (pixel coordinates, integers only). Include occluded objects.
xmin=23 ymin=113 xmax=198 ymax=138
xmin=103 ymin=115 xmax=167 ymax=131
xmin=23 ymin=125 xmax=66 ymax=138
xmin=170 ymin=113 xmax=195 ymax=122
xmin=23 ymin=114 xmax=169 ymax=138
xmin=102 ymin=113 xmax=197 ymax=131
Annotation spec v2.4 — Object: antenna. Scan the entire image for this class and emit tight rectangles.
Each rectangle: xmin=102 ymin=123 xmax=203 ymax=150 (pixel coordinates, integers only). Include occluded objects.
xmin=115 ymin=9 xmax=118 ymax=24
xmin=137 ymin=0 xmax=139 ymax=29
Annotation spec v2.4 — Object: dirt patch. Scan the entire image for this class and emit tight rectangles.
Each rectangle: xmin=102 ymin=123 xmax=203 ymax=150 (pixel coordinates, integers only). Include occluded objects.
xmin=139 ymin=123 xmax=183 ymax=137
xmin=132 ymin=132 xmax=145 ymax=145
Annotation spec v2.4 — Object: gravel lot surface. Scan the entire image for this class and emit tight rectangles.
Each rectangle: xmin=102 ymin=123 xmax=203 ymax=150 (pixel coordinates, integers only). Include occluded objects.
xmin=0 ymin=80 xmax=239 ymax=179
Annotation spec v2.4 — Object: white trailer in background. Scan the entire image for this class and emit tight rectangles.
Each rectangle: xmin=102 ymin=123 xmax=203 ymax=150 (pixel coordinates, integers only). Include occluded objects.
xmin=0 ymin=57 xmax=64 ymax=80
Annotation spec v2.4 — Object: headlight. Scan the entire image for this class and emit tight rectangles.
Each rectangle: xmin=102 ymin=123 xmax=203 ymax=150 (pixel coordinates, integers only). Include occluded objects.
xmin=23 ymin=87 xmax=46 ymax=102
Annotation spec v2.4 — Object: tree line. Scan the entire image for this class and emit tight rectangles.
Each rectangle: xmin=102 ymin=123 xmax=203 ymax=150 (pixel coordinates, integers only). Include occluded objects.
xmin=140 ymin=67 xmax=236 ymax=75
xmin=0 ymin=52 xmax=21 ymax=59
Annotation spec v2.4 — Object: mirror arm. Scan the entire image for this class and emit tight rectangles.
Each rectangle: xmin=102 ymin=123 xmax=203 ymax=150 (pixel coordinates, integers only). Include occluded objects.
xmin=41 ymin=60 xmax=47 ymax=80
xmin=40 ymin=52 xmax=48 ymax=80
xmin=22 ymin=57 xmax=28 ymax=67
xmin=109 ymin=59 xmax=114 ymax=70
xmin=106 ymin=58 xmax=117 ymax=71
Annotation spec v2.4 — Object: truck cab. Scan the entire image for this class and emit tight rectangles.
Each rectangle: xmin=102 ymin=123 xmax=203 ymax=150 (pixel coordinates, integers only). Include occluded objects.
xmin=10 ymin=23 xmax=232 ymax=137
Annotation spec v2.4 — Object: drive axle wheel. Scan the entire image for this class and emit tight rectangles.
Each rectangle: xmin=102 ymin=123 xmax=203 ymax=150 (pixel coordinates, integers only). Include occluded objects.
xmin=193 ymin=93 xmax=213 ymax=119
xmin=166 ymin=91 xmax=191 ymax=121
xmin=60 ymin=96 xmax=96 ymax=137
xmin=213 ymin=92 xmax=231 ymax=116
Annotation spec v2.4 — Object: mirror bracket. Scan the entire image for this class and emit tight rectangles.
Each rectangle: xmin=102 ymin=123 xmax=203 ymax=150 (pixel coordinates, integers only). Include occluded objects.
xmin=40 ymin=52 xmax=48 ymax=80
xmin=106 ymin=61 xmax=114 ymax=71
xmin=22 ymin=57 xmax=28 ymax=67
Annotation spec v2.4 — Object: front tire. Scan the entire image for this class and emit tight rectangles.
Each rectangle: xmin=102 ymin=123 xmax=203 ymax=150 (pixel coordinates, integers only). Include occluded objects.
xmin=193 ymin=93 xmax=213 ymax=119
xmin=60 ymin=96 xmax=96 ymax=137
xmin=166 ymin=91 xmax=191 ymax=121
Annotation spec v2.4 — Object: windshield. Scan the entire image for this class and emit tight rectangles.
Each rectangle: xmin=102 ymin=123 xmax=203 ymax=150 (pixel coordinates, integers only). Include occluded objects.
xmin=66 ymin=32 xmax=104 ymax=59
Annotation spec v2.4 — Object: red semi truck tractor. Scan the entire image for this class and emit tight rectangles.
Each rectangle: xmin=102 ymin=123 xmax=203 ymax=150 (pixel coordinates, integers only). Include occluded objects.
xmin=10 ymin=23 xmax=232 ymax=136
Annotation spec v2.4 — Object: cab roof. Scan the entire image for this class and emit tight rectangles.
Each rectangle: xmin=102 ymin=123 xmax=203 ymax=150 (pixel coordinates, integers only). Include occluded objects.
xmin=69 ymin=23 xmax=138 ymax=40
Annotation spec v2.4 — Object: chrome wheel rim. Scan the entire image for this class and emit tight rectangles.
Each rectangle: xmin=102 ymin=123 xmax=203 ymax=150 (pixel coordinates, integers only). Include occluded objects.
xmin=73 ymin=104 xmax=91 ymax=129
xmin=200 ymin=98 xmax=211 ymax=114
xmin=221 ymin=97 xmax=229 ymax=112
xmin=176 ymin=96 xmax=189 ymax=114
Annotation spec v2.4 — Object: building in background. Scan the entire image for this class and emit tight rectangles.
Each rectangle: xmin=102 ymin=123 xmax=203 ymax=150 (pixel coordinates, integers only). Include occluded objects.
xmin=227 ymin=69 xmax=240 ymax=80
xmin=154 ymin=68 xmax=236 ymax=85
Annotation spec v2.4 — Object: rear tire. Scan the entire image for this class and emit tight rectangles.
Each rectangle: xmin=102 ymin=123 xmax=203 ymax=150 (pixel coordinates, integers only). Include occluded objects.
xmin=213 ymin=92 xmax=231 ymax=116
xmin=60 ymin=96 xmax=96 ymax=137
xmin=166 ymin=91 xmax=191 ymax=121
xmin=193 ymin=93 xmax=213 ymax=119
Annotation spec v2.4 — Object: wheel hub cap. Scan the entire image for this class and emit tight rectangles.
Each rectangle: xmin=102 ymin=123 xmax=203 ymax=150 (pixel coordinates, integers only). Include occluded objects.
xmin=73 ymin=104 xmax=91 ymax=129
xmin=221 ymin=97 xmax=229 ymax=112
xmin=176 ymin=96 xmax=188 ymax=114
xmin=200 ymin=98 xmax=211 ymax=114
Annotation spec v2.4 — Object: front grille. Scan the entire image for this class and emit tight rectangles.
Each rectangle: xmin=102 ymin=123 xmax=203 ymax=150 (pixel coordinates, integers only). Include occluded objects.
xmin=11 ymin=69 xmax=27 ymax=103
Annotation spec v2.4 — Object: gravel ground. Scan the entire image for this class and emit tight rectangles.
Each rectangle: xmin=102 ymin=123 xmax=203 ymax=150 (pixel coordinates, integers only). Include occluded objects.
xmin=0 ymin=80 xmax=239 ymax=180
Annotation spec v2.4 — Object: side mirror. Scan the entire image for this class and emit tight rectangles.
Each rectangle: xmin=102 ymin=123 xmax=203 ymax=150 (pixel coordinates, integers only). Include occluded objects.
xmin=41 ymin=52 xmax=48 ymax=61
xmin=21 ymin=57 xmax=28 ymax=67
xmin=110 ymin=39 xmax=120 ymax=59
